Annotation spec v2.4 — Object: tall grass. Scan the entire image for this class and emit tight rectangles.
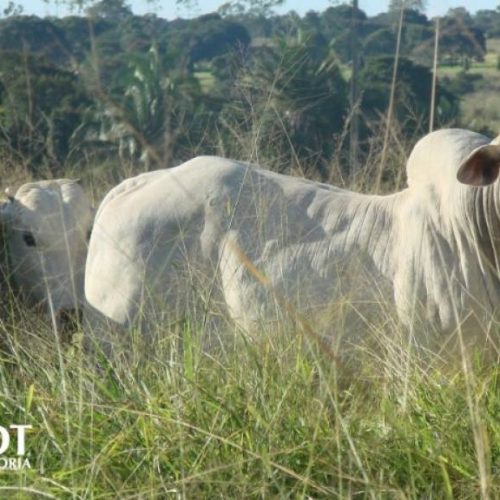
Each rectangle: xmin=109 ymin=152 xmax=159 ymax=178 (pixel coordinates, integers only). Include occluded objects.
xmin=0 ymin=304 xmax=499 ymax=498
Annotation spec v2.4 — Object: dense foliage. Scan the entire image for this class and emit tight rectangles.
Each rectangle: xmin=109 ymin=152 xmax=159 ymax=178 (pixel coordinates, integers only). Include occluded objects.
xmin=0 ymin=2 xmax=494 ymax=177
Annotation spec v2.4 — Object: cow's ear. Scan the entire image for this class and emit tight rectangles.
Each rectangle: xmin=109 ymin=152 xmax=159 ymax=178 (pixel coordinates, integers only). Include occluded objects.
xmin=457 ymin=144 xmax=500 ymax=186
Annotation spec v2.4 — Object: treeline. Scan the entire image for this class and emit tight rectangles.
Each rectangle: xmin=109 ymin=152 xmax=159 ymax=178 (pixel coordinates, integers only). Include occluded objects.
xmin=0 ymin=0 xmax=497 ymax=178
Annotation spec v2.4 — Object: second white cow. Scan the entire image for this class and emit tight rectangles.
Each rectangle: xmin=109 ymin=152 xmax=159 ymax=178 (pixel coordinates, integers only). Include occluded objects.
xmin=1 ymin=179 xmax=93 ymax=325
xmin=85 ymin=129 xmax=500 ymax=338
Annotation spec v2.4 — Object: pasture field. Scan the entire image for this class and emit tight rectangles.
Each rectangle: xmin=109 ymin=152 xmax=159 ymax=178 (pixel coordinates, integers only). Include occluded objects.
xmin=444 ymin=38 xmax=500 ymax=134
xmin=0 ymin=307 xmax=499 ymax=498
xmin=0 ymin=202 xmax=499 ymax=498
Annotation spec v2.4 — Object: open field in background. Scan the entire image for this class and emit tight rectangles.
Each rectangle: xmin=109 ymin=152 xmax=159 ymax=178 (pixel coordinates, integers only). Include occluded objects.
xmin=438 ymin=50 xmax=499 ymax=78
xmin=442 ymin=38 xmax=500 ymax=133
xmin=461 ymin=84 xmax=500 ymax=135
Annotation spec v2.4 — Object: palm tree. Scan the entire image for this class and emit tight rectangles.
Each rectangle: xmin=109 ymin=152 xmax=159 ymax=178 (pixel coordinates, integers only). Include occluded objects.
xmin=72 ymin=43 xmax=211 ymax=169
xmin=222 ymin=31 xmax=348 ymax=175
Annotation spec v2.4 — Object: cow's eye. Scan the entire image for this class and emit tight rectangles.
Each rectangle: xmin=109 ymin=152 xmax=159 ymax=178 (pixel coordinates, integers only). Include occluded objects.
xmin=22 ymin=231 xmax=36 ymax=247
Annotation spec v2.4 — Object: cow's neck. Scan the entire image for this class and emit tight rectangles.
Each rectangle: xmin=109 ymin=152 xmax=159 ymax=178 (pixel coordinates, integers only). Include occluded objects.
xmin=392 ymin=182 xmax=500 ymax=329
xmin=321 ymin=190 xmax=401 ymax=280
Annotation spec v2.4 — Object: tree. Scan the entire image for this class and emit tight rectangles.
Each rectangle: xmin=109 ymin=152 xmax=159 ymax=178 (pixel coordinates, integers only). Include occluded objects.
xmin=165 ymin=14 xmax=250 ymax=71
xmin=85 ymin=0 xmax=132 ymax=21
xmin=0 ymin=51 xmax=90 ymax=170
xmin=324 ymin=4 xmax=367 ymax=64
xmin=52 ymin=15 xmax=111 ymax=61
xmin=189 ymin=14 xmax=250 ymax=65
xmin=359 ymin=56 xmax=458 ymax=134
xmin=439 ymin=14 xmax=486 ymax=67
xmin=363 ymin=28 xmax=396 ymax=57
xmin=367 ymin=9 xmax=434 ymax=64
xmin=73 ymin=46 xmax=166 ymax=167
xmin=388 ymin=0 xmax=426 ymax=12
xmin=3 ymin=2 xmax=23 ymax=17
xmin=217 ymin=0 xmax=285 ymax=18
xmin=321 ymin=4 xmax=367 ymax=42
xmin=0 ymin=16 xmax=70 ymax=65
xmin=118 ymin=14 xmax=169 ymax=54
xmin=446 ymin=7 xmax=473 ymax=25
xmin=219 ymin=33 xmax=348 ymax=174
xmin=72 ymin=46 xmax=210 ymax=168
xmin=473 ymin=9 xmax=500 ymax=37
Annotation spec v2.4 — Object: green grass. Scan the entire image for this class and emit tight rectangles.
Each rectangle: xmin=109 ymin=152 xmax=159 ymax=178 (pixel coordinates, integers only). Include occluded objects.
xmin=460 ymin=86 xmax=500 ymax=133
xmin=0 ymin=309 xmax=499 ymax=498
xmin=0 ymin=125 xmax=498 ymax=497
xmin=438 ymin=52 xmax=497 ymax=79
xmin=437 ymin=38 xmax=500 ymax=133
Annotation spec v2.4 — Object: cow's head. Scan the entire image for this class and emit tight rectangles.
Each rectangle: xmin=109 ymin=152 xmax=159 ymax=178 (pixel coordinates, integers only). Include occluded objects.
xmin=0 ymin=180 xmax=93 ymax=327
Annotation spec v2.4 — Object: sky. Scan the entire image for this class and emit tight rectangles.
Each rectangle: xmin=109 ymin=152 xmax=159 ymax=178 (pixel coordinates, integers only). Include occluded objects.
xmin=8 ymin=0 xmax=500 ymax=19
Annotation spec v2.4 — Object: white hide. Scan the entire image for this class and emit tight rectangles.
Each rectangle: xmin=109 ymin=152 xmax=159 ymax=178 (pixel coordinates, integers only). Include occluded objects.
xmin=1 ymin=179 xmax=93 ymax=316
xmin=85 ymin=129 xmax=500 ymax=334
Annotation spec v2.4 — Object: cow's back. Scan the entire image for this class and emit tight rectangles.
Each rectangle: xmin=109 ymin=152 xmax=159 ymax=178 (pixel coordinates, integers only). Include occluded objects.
xmin=86 ymin=157 xmax=261 ymax=327
xmin=85 ymin=156 xmax=381 ymax=331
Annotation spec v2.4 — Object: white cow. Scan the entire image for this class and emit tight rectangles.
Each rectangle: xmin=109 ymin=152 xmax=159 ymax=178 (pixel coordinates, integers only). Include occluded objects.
xmin=84 ymin=129 xmax=500 ymax=338
xmin=1 ymin=179 xmax=93 ymax=325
